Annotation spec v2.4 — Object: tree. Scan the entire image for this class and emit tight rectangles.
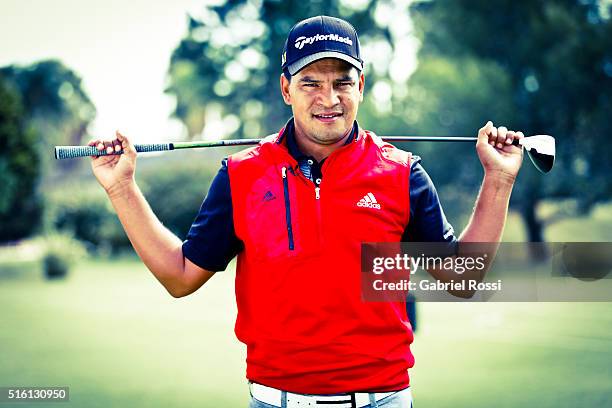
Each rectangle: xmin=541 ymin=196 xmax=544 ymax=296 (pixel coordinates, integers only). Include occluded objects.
xmin=408 ymin=0 xmax=612 ymax=241
xmin=0 ymin=60 xmax=96 ymax=178
xmin=0 ymin=75 xmax=42 ymax=241
xmin=0 ymin=60 xmax=96 ymax=242
xmin=166 ymin=0 xmax=414 ymax=140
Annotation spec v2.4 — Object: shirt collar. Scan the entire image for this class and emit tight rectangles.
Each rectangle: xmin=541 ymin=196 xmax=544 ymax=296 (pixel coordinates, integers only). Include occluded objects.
xmin=281 ymin=117 xmax=359 ymax=162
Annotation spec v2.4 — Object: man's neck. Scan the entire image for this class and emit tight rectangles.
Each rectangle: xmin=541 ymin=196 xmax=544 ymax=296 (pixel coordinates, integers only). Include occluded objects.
xmin=294 ymin=126 xmax=352 ymax=163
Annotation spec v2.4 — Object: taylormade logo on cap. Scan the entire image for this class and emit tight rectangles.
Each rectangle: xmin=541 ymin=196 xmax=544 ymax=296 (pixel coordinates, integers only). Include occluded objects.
xmin=282 ymin=16 xmax=363 ymax=76
xmin=294 ymin=33 xmax=353 ymax=50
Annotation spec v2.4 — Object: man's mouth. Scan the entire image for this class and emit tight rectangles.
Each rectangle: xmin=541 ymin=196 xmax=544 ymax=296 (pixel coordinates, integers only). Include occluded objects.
xmin=313 ymin=112 xmax=343 ymax=123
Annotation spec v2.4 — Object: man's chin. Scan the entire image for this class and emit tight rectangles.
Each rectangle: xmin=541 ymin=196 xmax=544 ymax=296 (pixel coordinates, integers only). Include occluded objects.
xmin=311 ymin=122 xmax=347 ymax=135
xmin=311 ymin=131 xmax=349 ymax=145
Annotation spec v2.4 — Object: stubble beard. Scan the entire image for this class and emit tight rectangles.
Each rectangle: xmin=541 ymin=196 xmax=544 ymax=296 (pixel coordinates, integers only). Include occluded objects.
xmin=308 ymin=119 xmax=351 ymax=145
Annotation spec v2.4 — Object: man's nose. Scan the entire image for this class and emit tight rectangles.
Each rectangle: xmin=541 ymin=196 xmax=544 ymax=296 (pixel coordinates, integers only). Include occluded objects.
xmin=317 ymin=85 xmax=341 ymax=108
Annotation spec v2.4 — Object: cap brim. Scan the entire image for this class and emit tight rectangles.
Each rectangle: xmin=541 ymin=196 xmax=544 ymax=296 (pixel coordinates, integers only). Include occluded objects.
xmin=287 ymin=51 xmax=363 ymax=75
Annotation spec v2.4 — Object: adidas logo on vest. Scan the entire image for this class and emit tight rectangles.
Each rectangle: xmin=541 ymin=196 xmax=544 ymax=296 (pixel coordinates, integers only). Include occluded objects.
xmin=356 ymin=193 xmax=381 ymax=210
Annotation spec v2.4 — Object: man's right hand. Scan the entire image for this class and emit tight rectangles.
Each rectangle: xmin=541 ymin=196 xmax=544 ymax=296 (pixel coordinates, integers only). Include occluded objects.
xmin=88 ymin=130 xmax=137 ymax=196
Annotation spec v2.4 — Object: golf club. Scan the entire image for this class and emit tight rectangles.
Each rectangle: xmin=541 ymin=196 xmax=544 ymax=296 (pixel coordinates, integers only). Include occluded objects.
xmin=54 ymin=134 xmax=555 ymax=173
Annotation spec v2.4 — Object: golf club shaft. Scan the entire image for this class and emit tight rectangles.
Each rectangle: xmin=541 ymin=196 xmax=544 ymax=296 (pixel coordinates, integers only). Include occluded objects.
xmin=54 ymin=136 xmax=520 ymax=160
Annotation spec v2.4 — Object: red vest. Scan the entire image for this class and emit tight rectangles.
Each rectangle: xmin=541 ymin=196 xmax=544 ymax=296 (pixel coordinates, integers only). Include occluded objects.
xmin=227 ymin=126 xmax=414 ymax=394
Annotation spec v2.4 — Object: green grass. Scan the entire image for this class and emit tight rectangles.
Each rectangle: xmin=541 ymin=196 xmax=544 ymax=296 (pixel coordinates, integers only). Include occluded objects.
xmin=545 ymin=204 xmax=612 ymax=242
xmin=0 ymin=257 xmax=247 ymax=407
xmin=1 ymin=258 xmax=611 ymax=407
xmin=2 ymin=205 xmax=612 ymax=407
xmin=411 ymin=302 xmax=612 ymax=407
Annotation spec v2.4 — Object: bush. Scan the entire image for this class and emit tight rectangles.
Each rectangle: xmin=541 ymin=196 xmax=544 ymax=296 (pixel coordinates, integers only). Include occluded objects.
xmin=46 ymin=153 xmax=219 ymax=252
xmin=0 ymin=75 xmax=42 ymax=242
xmin=46 ymin=184 xmax=129 ymax=253
xmin=138 ymin=154 xmax=218 ymax=239
xmin=39 ymin=233 xmax=87 ymax=279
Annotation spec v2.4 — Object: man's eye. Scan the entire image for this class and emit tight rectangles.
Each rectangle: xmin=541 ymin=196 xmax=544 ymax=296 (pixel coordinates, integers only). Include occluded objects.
xmin=337 ymin=82 xmax=353 ymax=87
xmin=303 ymin=83 xmax=318 ymax=88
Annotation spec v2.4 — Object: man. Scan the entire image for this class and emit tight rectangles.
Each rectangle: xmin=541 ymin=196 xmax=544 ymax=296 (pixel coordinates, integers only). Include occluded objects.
xmin=89 ymin=15 xmax=523 ymax=408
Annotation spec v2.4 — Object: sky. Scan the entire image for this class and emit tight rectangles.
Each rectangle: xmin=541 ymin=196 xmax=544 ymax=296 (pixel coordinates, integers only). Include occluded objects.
xmin=0 ymin=0 xmax=419 ymax=144
xmin=0 ymin=0 xmax=202 ymax=143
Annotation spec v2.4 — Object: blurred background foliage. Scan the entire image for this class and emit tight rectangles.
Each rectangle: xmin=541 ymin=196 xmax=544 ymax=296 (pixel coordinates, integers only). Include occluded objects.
xmin=1 ymin=0 xmax=611 ymax=253
xmin=0 ymin=60 xmax=96 ymax=178
xmin=165 ymin=0 xmax=612 ymax=245
xmin=0 ymin=74 xmax=41 ymax=241
xmin=45 ymin=155 xmax=217 ymax=253
xmin=166 ymin=0 xmax=409 ymax=139
xmin=0 ymin=60 xmax=96 ymax=243
xmin=407 ymin=0 xmax=612 ymax=242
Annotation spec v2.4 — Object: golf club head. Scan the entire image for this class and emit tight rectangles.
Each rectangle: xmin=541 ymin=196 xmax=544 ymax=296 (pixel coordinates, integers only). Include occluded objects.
xmin=519 ymin=135 xmax=555 ymax=173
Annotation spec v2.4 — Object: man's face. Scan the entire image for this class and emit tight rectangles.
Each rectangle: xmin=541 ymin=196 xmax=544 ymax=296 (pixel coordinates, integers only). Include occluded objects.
xmin=280 ymin=58 xmax=364 ymax=145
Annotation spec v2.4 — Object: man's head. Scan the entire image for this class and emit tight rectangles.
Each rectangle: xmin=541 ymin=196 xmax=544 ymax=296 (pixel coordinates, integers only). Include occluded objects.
xmin=280 ymin=16 xmax=365 ymax=145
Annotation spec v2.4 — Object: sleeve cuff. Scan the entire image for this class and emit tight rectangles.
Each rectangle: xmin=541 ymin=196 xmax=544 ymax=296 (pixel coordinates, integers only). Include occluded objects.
xmin=182 ymin=240 xmax=228 ymax=272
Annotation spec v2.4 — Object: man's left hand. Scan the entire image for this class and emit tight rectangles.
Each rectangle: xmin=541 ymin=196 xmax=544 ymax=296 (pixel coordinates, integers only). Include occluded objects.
xmin=476 ymin=121 xmax=524 ymax=180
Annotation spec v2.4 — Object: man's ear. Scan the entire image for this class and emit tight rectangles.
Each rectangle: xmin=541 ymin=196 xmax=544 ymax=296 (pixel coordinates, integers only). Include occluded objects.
xmin=280 ymin=74 xmax=291 ymax=105
xmin=358 ymin=72 xmax=365 ymax=103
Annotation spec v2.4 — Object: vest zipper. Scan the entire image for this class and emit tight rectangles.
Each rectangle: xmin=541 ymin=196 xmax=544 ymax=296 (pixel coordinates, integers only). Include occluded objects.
xmin=314 ymin=186 xmax=322 ymax=245
xmin=282 ymin=166 xmax=295 ymax=250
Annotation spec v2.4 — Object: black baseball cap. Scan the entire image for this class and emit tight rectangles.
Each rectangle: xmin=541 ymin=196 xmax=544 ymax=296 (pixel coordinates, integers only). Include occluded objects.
xmin=281 ymin=16 xmax=363 ymax=76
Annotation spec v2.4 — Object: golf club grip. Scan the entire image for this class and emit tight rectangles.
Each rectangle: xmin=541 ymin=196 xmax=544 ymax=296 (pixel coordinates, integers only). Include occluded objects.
xmin=54 ymin=143 xmax=173 ymax=159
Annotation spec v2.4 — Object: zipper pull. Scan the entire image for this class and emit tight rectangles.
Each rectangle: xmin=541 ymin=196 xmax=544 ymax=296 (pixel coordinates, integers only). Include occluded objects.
xmin=282 ymin=167 xmax=287 ymax=178
xmin=315 ymin=187 xmax=320 ymax=200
